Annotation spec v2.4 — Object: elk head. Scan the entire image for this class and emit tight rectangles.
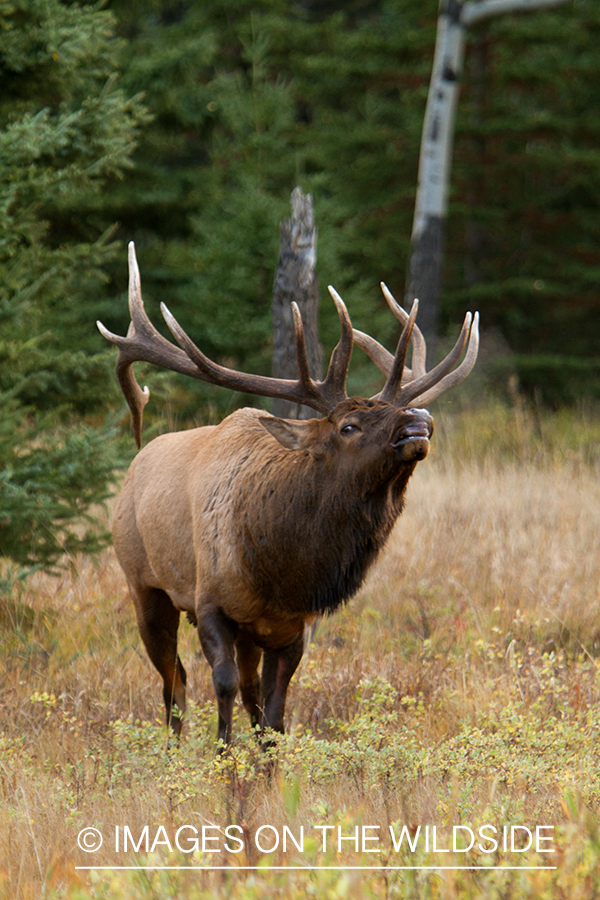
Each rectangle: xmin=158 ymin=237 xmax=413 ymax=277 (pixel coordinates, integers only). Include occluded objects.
xmin=97 ymin=243 xmax=478 ymax=747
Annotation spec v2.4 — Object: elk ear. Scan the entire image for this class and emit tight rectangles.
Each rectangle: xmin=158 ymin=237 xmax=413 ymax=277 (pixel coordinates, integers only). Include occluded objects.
xmin=259 ymin=417 xmax=313 ymax=452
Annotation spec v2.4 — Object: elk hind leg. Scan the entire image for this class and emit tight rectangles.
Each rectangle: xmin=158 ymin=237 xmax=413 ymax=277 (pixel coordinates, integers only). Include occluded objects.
xmin=132 ymin=586 xmax=187 ymax=737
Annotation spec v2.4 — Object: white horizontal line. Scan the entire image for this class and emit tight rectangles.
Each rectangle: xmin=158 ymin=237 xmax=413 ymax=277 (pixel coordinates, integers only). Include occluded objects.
xmin=75 ymin=865 xmax=557 ymax=871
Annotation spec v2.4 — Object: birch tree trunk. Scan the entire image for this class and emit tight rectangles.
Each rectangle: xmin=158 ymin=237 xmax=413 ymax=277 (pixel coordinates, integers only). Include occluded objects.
xmin=271 ymin=187 xmax=323 ymax=420
xmin=405 ymin=0 xmax=571 ymax=340
xmin=404 ymin=0 xmax=466 ymax=341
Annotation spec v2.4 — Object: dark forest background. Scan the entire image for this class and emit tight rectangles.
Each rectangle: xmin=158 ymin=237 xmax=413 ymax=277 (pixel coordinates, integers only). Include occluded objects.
xmin=2 ymin=0 xmax=599 ymax=576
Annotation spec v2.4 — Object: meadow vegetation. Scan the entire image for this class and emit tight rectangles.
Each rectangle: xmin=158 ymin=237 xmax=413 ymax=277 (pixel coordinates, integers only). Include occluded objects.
xmin=2 ymin=401 xmax=600 ymax=899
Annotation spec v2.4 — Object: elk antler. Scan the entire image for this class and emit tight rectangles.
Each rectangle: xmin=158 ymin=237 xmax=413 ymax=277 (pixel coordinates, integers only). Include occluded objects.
xmin=98 ymin=243 xmax=361 ymax=445
xmin=98 ymin=245 xmax=478 ymax=446
xmin=353 ymin=283 xmax=479 ymax=408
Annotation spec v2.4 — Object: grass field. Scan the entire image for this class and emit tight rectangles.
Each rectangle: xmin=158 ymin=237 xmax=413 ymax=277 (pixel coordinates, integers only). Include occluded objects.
xmin=2 ymin=401 xmax=600 ymax=899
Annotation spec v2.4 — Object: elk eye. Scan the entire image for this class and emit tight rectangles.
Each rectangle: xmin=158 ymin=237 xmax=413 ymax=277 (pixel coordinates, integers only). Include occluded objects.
xmin=341 ymin=424 xmax=360 ymax=435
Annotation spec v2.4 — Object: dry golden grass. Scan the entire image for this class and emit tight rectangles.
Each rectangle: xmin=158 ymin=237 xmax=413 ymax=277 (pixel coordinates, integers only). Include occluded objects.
xmin=2 ymin=402 xmax=600 ymax=898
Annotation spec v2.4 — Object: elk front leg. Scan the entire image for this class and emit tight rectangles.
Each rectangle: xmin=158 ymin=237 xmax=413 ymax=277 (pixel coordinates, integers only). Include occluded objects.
xmin=197 ymin=605 xmax=240 ymax=748
xmin=235 ymin=630 xmax=263 ymax=731
xmin=260 ymin=633 xmax=304 ymax=736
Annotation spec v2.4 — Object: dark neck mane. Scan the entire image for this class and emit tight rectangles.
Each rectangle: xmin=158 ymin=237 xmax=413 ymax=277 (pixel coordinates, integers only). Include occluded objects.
xmin=240 ymin=455 xmax=416 ymax=617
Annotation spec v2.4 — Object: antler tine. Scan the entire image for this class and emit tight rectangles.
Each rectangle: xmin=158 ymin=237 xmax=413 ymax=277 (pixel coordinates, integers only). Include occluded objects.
xmin=352 ymin=286 xmax=427 ymax=388
xmin=409 ymin=312 xmax=479 ymax=408
xmin=323 ymin=286 xmax=354 ymax=406
xmin=351 ymin=329 xmax=398 ymax=377
xmin=291 ymin=301 xmax=314 ymax=391
xmin=380 ymin=283 xmax=427 ymax=379
xmin=396 ymin=311 xmax=478 ymax=408
xmin=379 ymin=299 xmax=419 ymax=404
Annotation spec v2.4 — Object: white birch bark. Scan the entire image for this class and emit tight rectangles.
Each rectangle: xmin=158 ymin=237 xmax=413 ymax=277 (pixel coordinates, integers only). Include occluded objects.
xmin=406 ymin=0 xmax=572 ymax=338
xmin=411 ymin=2 xmax=466 ymax=244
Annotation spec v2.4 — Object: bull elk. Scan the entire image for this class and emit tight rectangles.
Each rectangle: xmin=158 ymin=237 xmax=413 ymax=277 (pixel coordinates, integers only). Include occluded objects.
xmin=98 ymin=242 xmax=478 ymax=747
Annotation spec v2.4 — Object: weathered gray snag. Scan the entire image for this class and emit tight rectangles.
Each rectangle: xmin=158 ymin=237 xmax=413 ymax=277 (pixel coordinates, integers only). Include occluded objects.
xmin=271 ymin=187 xmax=323 ymax=419
xmin=406 ymin=0 xmax=572 ymax=340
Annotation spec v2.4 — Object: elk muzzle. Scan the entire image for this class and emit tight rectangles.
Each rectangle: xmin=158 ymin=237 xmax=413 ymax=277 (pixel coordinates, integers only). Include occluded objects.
xmin=390 ymin=408 xmax=433 ymax=462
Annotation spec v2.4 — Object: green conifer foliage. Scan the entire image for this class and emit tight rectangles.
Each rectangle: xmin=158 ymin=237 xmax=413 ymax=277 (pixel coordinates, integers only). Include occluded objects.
xmin=0 ymin=0 xmax=146 ymax=580
xmin=448 ymin=5 xmax=600 ymax=403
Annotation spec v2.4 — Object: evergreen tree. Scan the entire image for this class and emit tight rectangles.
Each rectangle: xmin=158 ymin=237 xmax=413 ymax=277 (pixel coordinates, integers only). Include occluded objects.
xmin=0 ymin=0 xmax=146 ymax=582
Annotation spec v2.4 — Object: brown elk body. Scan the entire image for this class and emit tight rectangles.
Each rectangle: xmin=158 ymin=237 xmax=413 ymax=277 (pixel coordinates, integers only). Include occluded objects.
xmin=99 ymin=243 xmax=478 ymax=746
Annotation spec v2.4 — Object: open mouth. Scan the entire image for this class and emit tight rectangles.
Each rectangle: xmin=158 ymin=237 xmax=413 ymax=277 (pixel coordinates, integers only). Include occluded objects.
xmin=391 ymin=421 xmax=431 ymax=449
